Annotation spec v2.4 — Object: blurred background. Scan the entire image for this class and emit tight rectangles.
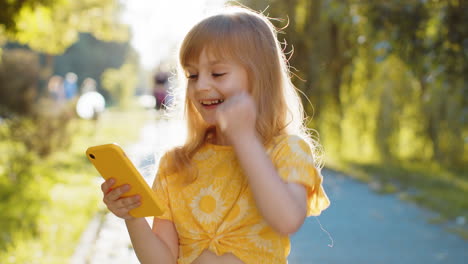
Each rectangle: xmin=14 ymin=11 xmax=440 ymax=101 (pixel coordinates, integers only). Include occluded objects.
xmin=0 ymin=0 xmax=466 ymax=263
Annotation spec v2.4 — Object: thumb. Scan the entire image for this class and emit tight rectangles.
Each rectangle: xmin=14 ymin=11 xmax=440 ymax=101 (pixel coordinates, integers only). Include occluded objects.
xmin=216 ymin=108 xmax=227 ymax=131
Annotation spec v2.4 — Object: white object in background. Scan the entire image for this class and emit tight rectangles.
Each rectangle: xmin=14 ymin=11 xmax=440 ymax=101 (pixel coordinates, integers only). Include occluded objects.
xmin=76 ymin=91 xmax=106 ymax=119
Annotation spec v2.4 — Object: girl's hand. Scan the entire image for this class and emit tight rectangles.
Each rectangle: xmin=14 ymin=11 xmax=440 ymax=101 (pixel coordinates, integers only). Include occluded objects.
xmin=216 ymin=92 xmax=257 ymax=143
xmin=101 ymin=178 xmax=141 ymax=220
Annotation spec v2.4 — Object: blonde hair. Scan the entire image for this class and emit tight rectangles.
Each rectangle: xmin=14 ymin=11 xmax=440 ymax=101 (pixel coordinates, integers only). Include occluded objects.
xmin=165 ymin=6 xmax=321 ymax=182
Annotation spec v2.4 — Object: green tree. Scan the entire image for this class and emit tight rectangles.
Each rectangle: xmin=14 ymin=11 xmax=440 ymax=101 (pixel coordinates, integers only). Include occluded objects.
xmin=239 ymin=0 xmax=467 ymax=167
xmin=242 ymin=0 xmax=357 ymax=155
xmin=0 ymin=0 xmax=130 ymax=81
xmin=0 ymin=0 xmax=53 ymax=32
xmin=0 ymin=49 xmax=39 ymax=116
xmin=2 ymin=0 xmax=128 ymax=54
xmin=101 ymin=63 xmax=138 ymax=109
xmin=359 ymin=0 xmax=468 ymax=165
xmin=53 ymin=32 xmax=138 ymax=97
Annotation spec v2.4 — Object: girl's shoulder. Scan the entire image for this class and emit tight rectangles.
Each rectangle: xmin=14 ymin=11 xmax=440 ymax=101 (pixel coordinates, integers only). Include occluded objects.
xmin=268 ymin=133 xmax=306 ymax=150
xmin=267 ymin=134 xmax=314 ymax=160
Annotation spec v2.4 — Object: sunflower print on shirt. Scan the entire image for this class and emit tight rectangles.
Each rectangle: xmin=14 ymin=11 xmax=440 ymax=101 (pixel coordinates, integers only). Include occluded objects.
xmin=190 ymin=185 xmax=228 ymax=225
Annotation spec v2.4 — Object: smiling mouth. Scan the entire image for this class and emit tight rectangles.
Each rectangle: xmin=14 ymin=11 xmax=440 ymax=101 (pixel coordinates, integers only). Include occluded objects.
xmin=200 ymin=99 xmax=224 ymax=106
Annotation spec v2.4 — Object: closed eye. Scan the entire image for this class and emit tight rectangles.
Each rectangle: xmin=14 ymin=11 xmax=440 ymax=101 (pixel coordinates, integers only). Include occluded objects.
xmin=212 ymin=73 xmax=226 ymax=77
xmin=187 ymin=74 xmax=198 ymax=80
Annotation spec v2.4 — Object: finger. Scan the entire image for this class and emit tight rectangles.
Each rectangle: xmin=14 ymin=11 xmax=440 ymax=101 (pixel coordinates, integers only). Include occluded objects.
xmin=101 ymin=178 xmax=115 ymax=194
xmin=114 ymin=207 xmax=132 ymax=219
xmin=114 ymin=200 xmax=141 ymax=218
xmin=216 ymin=111 xmax=227 ymax=131
xmin=116 ymin=195 xmax=141 ymax=209
xmin=232 ymin=91 xmax=249 ymax=103
xmin=235 ymin=91 xmax=248 ymax=100
xmin=224 ymin=95 xmax=239 ymax=107
xmin=105 ymin=184 xmax=131 ymax=202
xmin=224 ymin=92 xmax=250 ymax=110
xmin=127 ymin=200 xmax=142 ymax=210
xmin=237 ymin=92 xmax=254 ymax=108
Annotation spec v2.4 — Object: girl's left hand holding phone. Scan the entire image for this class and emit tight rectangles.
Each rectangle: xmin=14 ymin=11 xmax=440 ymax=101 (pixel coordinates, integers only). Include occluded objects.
xmin=101 ymin=178 xmax=141 ymax=220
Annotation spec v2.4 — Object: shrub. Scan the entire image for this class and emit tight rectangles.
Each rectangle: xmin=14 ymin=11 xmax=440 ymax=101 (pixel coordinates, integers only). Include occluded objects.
xmin=0 ymin=49 xmax=39 ymax=117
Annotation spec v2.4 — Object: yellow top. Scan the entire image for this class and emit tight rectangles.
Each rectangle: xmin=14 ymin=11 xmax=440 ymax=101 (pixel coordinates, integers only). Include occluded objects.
xmin=152 ymin=134 xmax=330 ymax=264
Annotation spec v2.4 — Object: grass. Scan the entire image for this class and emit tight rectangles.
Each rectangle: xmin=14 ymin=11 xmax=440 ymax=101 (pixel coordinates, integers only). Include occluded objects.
xmin=326 ymin=157 xmax=468 ymax=239
xmin=0 ymin=106 xmax=154 ymax=263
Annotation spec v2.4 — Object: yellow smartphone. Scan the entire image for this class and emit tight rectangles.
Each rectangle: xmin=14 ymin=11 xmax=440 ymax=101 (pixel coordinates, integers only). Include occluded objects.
xmin=86 ymin=143 xmax=163 ymax=217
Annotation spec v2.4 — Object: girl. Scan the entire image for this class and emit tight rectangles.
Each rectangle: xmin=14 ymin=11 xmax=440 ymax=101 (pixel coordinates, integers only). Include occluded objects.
xmin=101 ymin=6 xmax=330 ymax=264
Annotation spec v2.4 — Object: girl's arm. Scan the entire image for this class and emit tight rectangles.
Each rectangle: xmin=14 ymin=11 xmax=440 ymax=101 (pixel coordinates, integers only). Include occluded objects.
xmin=232 ymin=135 xmax=308 ymax=235
xmin=216 ymin=93 xmax=308 ymax=235
xmin=101 ymin=179 xmax=178 ymax=263
xmin=126 ymin=218 xmax=178 ymax=263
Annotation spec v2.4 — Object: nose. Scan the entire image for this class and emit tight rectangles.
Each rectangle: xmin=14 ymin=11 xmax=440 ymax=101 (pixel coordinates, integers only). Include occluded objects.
xmin=194 ymin=74 xmax=211 ymax=92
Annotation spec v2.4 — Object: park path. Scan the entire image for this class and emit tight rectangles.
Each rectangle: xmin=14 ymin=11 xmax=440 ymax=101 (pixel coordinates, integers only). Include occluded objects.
xmin=71 ymin=114 xmax=468 ymax=264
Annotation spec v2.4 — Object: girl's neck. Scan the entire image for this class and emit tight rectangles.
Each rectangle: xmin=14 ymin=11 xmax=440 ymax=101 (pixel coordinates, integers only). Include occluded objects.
xmin=206 ymin=126 xmax=230 ymax=146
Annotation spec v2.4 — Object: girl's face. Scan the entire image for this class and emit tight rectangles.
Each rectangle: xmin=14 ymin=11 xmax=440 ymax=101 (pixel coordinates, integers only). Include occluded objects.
xmin=185 ymin=49 xmax=249 ymax=125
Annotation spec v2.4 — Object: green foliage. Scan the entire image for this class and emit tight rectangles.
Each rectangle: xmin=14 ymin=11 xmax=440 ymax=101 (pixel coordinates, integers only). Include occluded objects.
xmin=240 ymin=0 xmax=467 ymax=167
xmin=0 ymin=108 xmax=152 ymax=262
xmin=1 ymin=0 xmax=128 ymax=55
xmin=0 ymin=121 xmax=52 ymax=252
xmin=101 ymin=63 xmax=138 ymax=108
xmin=0 ymin=42 xmax=141 ymax=261
xmin=0 ymin=76 xmax=77 ymax=257
xmin=0 ymin=0 xmax=54 ymax=32
xmin=52 ymin=32 xmax=137 ymax=97
xmin=0 ymin=123 xmax=100 ymax=263
xmin=239 ymin=0 xmax=468 ymax=229
xmin=0 ymin=49 xmax=39 ymax=116
xmin=10 ymin=106 xmax=74 ymax=157
xmin=357 ymin=0 xmax=468 ymax=166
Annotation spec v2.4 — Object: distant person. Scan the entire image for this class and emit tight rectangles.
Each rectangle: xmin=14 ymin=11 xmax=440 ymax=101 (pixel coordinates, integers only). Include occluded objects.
xmin=99 ymin=7 xmax=329 ymax=264
xmin=64 ymin=72 xmax=78 ymax=101
xmin=153 ymin=72 xmax=170 ymax=110
xmin=47 ymin=75 xmax=65 ymax=103
xmin=76 ymin=78 xmax=105 ymax=121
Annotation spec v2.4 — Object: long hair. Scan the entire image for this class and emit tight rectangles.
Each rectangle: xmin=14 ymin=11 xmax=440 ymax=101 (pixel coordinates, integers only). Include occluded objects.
xmin=165 ymin=6 xmax=321 ymax=183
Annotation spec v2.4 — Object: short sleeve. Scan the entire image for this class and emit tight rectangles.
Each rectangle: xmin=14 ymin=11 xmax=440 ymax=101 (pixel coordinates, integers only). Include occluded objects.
xmin=273 ymin=135 xmax=330 ymax=216
xmin=151 ymin=154 xmax=173 ymax=221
